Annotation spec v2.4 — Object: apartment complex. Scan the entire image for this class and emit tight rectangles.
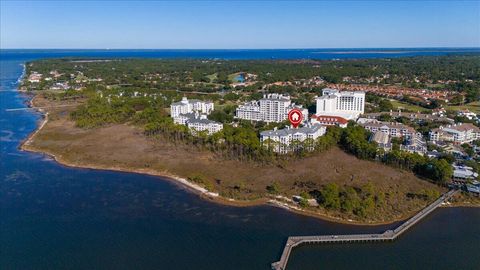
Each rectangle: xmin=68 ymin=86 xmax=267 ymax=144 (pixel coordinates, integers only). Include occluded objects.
xmin=236 ymin=94 xmax=308 ymax=123
xmin=186 ymin=115 xmax=224 ymax=135
xmin=260 ymin=124 xmax=326 ymax=154
xmin=170 ymin=97 xmax=214 ymax=117
xmin=235 ymin=100 xmax=262 ymax=121
xmin=170 ymin=97 xmax=222 ymax=135
xmin=315 ymin=88 xmax=365 ymax=120
xmin=365 ymin=121 xmax=426 ymax=154
xmin=360 ymin=121 xmax=416 ymax=139
xmin=429 ymin=123 xmax=480 ymax=144
xmin=173 ymin=112 xmax=196 ymax=125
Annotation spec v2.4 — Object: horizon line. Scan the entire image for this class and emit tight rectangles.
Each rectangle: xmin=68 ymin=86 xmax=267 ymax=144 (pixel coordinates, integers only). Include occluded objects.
xmin=1 ymin=47 xmax=480 ymax=50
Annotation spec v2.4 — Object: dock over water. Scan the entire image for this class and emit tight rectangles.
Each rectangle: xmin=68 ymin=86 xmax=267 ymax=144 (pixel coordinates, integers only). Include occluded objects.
xmin=271 ymin=189 xmax=458 ymax=270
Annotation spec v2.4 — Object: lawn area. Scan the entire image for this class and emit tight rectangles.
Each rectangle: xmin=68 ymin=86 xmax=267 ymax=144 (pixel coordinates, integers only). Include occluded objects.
xmin=206 ymin=73 xmax=217 ymax=83
xmin=446 ymin=101 xmax=480 ymax=114
xmin=389 ymin=99 xmax=430 ymax=113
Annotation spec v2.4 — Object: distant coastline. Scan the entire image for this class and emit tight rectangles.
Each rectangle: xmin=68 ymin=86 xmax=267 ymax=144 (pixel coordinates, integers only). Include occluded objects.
xmin=2 ymin=47 xmax=479 ymax=61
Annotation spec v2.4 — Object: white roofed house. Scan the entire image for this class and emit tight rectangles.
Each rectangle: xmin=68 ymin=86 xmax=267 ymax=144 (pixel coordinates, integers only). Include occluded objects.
xmin=452 ymin=165 xmax=478 ymax=183
xmin=457 ymin=110 xmax=478 ymax=121
xmin=260 ymin=124 xmax=326 ymax=154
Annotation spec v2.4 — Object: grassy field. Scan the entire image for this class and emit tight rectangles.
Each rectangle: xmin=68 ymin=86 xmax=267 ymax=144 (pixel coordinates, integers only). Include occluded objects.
xmin=206 ymin=73 xmax=217 ymax=83
xmin=446 ymin=101 xmax=480 ymax=114
xmin=389 ymin=99 xmax=430 ymax=113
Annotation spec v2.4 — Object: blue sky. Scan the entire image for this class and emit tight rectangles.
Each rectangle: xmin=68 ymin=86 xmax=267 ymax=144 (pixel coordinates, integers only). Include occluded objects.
xmin=1 ymin=1 xmax=479 ymax=49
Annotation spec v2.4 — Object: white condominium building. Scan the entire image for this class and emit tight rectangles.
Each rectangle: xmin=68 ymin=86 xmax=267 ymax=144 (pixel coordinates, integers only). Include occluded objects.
xmin=236 ymin=94 xmax=308 ymax=123
xmin=235 ymin=101 xmax=262 ymax=121
xmin=173 ymin=112 xmax=223 ymax=135
xmin=170 ymin=98 xmax=221 ymax=135
xmin=429 ymin=123 xmax=480 ymax=144
xmin=316 ymin=88 xmax=365 ymax=120
xmin=260 ymin=124 xmax=326 ymax=154
xmin=173 ymin=113 xmax=196 ymax=125
xmin=187 ymin=116 xmax=224 ymax=135
xmin=170 ymin=97 xmax=214 ymax=117
xmin=360 ymin=121 xmax=417 ymax=139
xmin=260 ymin=94 xmax=292 ymax=123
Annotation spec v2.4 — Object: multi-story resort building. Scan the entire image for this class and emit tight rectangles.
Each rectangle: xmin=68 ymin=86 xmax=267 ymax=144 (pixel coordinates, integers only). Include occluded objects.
xmin=170 ymin=97 xmax=222 ymax=135
xmin=315 ymin=88 xmax=365 ymax=122
xmin=235 ymin=94 xmax=308 ymax=123
xmin=400 ymin=135 xmax=427 ymax=154
xmin=173 ymin=113 xmax=196 ymax=125
xmin=186 ymin=115 xmax=224 ymax=135
xmin=170 ymin=97 xmax=214 ymax=117
xmin=362 ymin=120 xmax=426 ymax=154
xmin=260 ymin=124 xmax=326 ymax=154
xmin=235 ymin=100 xmax=262 ymax=121
xmin=360 ymin=121 xmax=416 ymax=139
xmin=429 ymin=123 xmax=480 ymax=144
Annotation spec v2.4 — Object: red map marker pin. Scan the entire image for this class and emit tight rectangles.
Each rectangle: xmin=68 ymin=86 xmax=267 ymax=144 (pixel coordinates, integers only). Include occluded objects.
xmin=288 ymin=109 xmax=303 ymax=128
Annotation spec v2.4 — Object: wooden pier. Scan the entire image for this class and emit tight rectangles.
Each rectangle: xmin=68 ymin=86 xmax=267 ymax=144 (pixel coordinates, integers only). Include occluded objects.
xmin=271 ymin=189 xmax=458 ymax=270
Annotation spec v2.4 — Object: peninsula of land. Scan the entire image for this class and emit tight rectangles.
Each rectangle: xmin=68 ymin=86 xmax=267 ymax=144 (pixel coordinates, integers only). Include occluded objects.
xmin=19 ymin=57 xmax=480 ymax=225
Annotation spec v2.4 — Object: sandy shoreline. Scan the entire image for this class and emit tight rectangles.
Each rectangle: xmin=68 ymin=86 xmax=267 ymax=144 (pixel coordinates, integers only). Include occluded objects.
xmin=19 ymin=112 xmax=398 ymax=226
xmin=24 ymin=139 xmax=401 ymax=226
xmin=18 ymin=92 xmax=479 ymax=226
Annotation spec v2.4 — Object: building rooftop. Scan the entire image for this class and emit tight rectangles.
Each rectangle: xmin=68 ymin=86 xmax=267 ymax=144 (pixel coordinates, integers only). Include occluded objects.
xmin=260 ymin=124 xmax=323 ymax=137
xmin=361 ymin=121 xmax=416 ymax=133
xmin=372 ymin=131 xmax=390 ymax=144
xmin=260 ymin=93 xmax=291 ymax=101
xmin=453 ymin=165 xmax=479 ymax=179
xmin=187 ymin=118 xmax=222 ymax=125
xmin=312 ymin=114 xmax=349 ymax=124
xmin=177 ymin=113 xmax=196 ymax=119
xmin=451 ymin=123 xmax=480 ymax=132
xmin=433 ymin=123 xmax=480 ymax=134
xmin=171 ymin=97 xmax=212 ymax=106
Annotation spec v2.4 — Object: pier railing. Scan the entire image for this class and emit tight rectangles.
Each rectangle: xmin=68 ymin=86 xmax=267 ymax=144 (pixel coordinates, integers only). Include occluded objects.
xmin=271 ymin=189 xmax=458 ymax=270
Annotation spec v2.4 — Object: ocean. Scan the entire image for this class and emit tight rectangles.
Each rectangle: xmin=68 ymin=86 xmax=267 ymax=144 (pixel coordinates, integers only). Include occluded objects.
xmin=1 ymin=49 xmax=479 ymax=270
